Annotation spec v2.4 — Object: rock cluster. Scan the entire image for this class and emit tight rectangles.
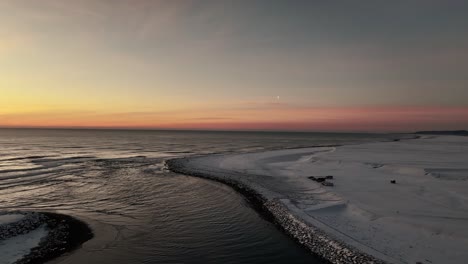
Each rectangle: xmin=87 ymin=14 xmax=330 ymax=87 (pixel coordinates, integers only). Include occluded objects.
xmin=0 ymin=211 xmax=93 ymax=264
xmin=0 ymin=212 xmax=45 ymax=240
xmin=265 ymin=200 xmax=385 ymax=264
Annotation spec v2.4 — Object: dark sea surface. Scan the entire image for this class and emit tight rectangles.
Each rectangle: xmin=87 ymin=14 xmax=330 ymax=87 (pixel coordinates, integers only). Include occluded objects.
xmin=0 ymin=129 xmax=403 ymax=264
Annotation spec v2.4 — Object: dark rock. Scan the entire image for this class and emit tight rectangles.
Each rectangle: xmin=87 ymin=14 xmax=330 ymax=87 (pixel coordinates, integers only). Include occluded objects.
xmin=1 ymin=212 xmax=93 ymax=264
xmin=308 ymin=176 xmax=326 ymax=182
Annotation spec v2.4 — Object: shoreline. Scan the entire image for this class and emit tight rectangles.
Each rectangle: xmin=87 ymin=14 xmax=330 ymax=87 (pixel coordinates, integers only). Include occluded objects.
xmin=1 ymin=211 xmax=93 ymax=264
xmin=167 ymin=135 xmax=468 ymax=264
xmin=167 ymin=157 xmax=384 ymax=264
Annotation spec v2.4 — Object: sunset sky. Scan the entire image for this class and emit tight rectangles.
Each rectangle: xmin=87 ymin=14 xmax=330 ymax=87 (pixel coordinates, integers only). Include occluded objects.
xmin=1 ymin=0 xmax=468 ymax=132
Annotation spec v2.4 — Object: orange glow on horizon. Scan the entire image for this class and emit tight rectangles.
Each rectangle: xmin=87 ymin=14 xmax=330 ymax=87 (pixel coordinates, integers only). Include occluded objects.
xmin=2 ymin=106 xmax=467 ymax=132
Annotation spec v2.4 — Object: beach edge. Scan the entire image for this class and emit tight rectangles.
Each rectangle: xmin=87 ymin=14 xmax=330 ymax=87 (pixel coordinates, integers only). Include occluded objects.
xmin=167 ymin=157 xmax=386 ymax=264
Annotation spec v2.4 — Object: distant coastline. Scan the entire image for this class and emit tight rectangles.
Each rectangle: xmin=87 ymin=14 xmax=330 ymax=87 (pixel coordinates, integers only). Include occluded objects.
xmin=415 ymin=130 xmax=468 ymax=136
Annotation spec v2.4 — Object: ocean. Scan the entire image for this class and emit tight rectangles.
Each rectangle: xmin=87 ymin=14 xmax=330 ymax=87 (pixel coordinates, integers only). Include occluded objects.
xmin=0 ymin=129 xmax=399 ymax=264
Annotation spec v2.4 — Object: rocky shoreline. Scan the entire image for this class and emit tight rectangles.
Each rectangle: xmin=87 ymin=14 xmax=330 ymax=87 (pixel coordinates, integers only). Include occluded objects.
xmin=167 ymin=157 xmax=386 ymax=264
xmin=0 ymin=211 xmax=93 ymax=264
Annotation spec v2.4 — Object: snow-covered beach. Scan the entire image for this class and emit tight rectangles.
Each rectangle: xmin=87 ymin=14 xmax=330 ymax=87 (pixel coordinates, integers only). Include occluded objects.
xmin=0 ymin=212 xmax=93 ymax=264
xmin=168 ymin=136 xmax=468 ymax=264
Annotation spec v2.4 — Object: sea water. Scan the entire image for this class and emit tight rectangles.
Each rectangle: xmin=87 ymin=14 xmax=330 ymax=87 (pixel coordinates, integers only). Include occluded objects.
xmin=0 ymin=129 xmax=399 ymax=264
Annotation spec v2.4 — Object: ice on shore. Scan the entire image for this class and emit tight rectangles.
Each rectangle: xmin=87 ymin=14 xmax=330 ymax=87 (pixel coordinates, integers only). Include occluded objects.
xmin=0 ymin=214 xmax=24 ymax=225
xmin=0 ymin=213 xmax=48 ymax=264
xmin=181 ymin=136 xmax=468 ymax=264
xmin=0 ymin=226 xmax=47 ymax=264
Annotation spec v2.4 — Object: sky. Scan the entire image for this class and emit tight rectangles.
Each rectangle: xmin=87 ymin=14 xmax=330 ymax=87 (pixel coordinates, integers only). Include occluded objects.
xmin=1 ymin=0 xmax=468 ymax=132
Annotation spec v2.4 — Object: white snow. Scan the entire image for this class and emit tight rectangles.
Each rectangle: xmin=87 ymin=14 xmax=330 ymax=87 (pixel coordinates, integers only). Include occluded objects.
xmin=0 ymin=225 xmax=47 ymax=264
xmin=0 ymin=214 xmax=24 ymax=225
xmin=184 ymin=136 xmax=468 ymax=264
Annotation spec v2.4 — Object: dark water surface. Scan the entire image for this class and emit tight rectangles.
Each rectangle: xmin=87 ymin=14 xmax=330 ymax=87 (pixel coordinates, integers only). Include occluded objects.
xmin=0 ymin=129 xmax=400 ymax=264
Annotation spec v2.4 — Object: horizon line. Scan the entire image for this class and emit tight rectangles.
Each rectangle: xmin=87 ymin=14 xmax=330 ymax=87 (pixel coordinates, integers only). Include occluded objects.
xmin=0 ymin=125 xmax=423 ymax=134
